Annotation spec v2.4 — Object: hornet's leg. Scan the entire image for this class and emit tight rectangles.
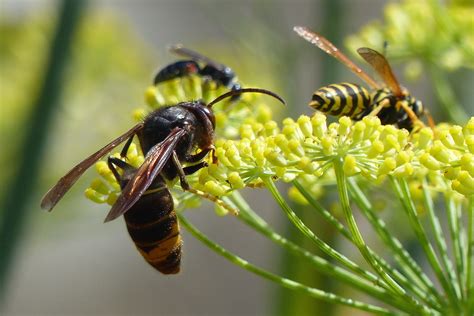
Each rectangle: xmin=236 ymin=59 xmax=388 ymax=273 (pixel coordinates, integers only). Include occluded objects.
xmin=185 ymin=146 xmax=214 ymax=163
xmin=107 ymin=157 xmax=134 ymax=183
xmin=185 ymin=146 xmax=217 ymax=164
xmin=120 ymin=135 xmax=135 ymax=159
xmin=183 ymin=161 xmax=208 ymax=175
xmin=171 ymin=152 xmax=237 ymax=215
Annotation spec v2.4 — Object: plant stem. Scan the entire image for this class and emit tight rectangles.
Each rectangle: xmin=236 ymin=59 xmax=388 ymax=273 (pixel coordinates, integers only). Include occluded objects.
xmin=296 ymin=177 xmax=441 ymax=310
xmin=420 ymin=179 xmax=456 ymax=309
xmin=292 ymin=180 xmax=352 ymax=241
xmin=263 ymin=178 xmax=385 ymax=287
xmin=334 ymin=162 xmax=430 ymax=315
xmin=0 ymin=0 xmax=85 ymax=306
xmin=445 ymin=194 xmax=465 ymax=300
xmin=466 ymin=196 xmax=474 ymax=315
xmin=350 ymin=178 xmax=444 ymax=310
xmin=392 ymin=178 xmax=461 ymax=312
xmin=178 ymin=213 xmax=395 ymax=315
xmin=227 ymin=193 xmax=414 ymax=312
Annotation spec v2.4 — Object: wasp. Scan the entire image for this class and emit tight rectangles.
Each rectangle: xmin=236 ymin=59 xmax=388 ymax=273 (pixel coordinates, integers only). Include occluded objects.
xmin=41 ymin=88 xmax=285 ymax=274
xmin=294 ymin=26 xmax=427 ymax=131
xmin=154 ymin=45 xmax=242 ymax=100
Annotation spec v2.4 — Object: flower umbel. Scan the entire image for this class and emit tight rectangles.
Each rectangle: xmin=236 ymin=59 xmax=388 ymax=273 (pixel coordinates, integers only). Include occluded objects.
xmin=84 ymin=61 xmax=473 ymax=315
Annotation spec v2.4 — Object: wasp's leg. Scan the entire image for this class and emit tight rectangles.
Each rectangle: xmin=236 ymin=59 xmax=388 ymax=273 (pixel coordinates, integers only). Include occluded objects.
xmin=172 ymin=152 xmax=191 ymax=190
xmin=171 ymin=152 xmax=237 ymax=215
xmin=107 ymin=157 xmax=134 ymax=183
xmin=397 ymin=101 xmax=425 ymax=128
xmin=185 ymin=146 xmax=216 ymax=164
xmin=423 ymin=109 xmax=436 ymax=130
xmin=183 ymin=161 xmax=208 ymax=175
xmin=367 ymin=98 xmax=390 ymax=117
xmin=119 ymin=135 xmax=136 ymax=159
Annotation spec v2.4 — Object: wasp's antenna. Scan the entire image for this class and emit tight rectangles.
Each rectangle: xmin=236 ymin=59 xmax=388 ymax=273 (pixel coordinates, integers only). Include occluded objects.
xmin=208 ymin=88 xmax=286 ymax=108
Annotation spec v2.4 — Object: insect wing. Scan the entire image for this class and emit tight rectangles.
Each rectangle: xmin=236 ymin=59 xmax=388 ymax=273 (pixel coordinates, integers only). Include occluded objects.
xmin=41 ymin=123 xmax=144 ymax=212
xmin=357 ymin=47 xmax=403 ymax=97
xmin=169 ymin=44 xmax=226 ymax=71
xmin=293 ymin=26 xmax=380 ymax=89
xmin=103 ymin=127 xmax=187 ymax=222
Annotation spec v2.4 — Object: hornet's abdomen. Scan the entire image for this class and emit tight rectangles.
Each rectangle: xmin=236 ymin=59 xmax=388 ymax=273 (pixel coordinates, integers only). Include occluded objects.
xmin=153 ymin=60 xmax=200 ymax=85
xmin=309 ymin=83 xmax=371 ymax=119
xmin=123 ymin=177 xmax=182 ymax=274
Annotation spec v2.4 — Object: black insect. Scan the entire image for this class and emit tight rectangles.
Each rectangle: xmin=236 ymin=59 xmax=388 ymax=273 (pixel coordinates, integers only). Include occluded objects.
xmin=154 ymin=45 xmax=242 ymax=100
xmin=41 ymin=87 xmax=285 ymax=274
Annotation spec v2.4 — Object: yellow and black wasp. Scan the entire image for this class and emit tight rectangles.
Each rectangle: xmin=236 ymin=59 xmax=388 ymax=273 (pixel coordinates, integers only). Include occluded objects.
xmin=294 ymin=26 xmax=429 ymax=131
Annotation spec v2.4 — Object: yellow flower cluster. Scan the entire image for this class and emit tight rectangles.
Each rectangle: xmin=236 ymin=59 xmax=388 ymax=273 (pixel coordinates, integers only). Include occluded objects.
xmin=346 ymin=0 xmax=474 ymax=74
xmin=196 ymin=113 xmax=474 ymax=200
xmin=85 ymin=78 xmax=473 ymax=212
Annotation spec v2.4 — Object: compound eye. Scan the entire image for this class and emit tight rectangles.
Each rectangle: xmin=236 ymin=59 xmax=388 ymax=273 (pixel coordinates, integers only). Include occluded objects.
xmin=202 ymin=106 xmax=216 ymax=128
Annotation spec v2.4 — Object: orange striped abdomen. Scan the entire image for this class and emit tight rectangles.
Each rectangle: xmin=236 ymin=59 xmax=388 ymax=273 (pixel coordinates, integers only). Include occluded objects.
xmin=123 ymin=183 xmax=182 ymax=274
xmin=309 ymin=83 xmax=371 ymax=119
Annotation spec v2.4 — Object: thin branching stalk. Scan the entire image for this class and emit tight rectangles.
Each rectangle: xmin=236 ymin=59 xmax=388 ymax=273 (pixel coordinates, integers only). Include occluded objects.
xmin=350 ymin=178 xmax=444 ymax=311
xmin=177 ymin=213 xmax=394 ymax=315
xmin=295 ymin=178 xmax=441 ymax=311
xmin=420 ymin=179 xmax=455 ymax=309
xmin=292 ymin=180 xmax=352 ymax=241
xmin=446 ymin=194 xmax=465 ymax=300
xmin=392 ymin=178 xmax=462 ymax=313
xmin=466 ymin=197 xmax=474 ymax=314
xmin=227 ymin=192 xmax=415 ymax=312
xmin=263 ymin=177 xmax=386 ymax=287
xmin=335 ymin=161 xmax=432 ymax=315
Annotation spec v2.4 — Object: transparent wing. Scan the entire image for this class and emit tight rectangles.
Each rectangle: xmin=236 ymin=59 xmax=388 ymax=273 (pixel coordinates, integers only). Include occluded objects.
xmin=293 ymin=26 xmax=380 ymax=89
xmin=103 ymin=127 xmax=187 ymax=222
xmin=357 ymin=47 xmax=403 ymax=96
xmin=169 ymin=44 xmax=226 ymax=70
xmin=41 ymin=123 xmax=144 ymax=212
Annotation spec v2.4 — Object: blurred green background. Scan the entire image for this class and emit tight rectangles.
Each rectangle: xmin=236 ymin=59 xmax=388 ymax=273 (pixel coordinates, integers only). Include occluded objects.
xmin=1 ymin=0 xmax=472 ymax=315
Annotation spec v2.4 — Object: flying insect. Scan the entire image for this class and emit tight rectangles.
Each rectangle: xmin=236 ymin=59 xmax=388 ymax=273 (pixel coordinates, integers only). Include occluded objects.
xmin=41 ymin=88 xmax=285 ymax=274
xmin=294 ymin=26 xmax=426 ymax=131
xmin=154 ymin=45 xmax=242 ymax=99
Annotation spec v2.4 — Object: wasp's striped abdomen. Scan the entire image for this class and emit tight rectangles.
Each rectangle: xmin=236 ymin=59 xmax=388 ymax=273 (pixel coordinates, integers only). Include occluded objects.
xmin=123 ymin=177 xmax=182 ymax=274
xmin=309 ymin=83 xmax=371 ymax=119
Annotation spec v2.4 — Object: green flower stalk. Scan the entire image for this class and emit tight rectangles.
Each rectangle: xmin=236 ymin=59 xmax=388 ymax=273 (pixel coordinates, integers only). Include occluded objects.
xmin=84 ymin=73 xmax=473 ymax=314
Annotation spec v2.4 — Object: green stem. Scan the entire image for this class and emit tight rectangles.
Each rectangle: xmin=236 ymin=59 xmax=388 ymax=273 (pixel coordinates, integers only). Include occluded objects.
xmin=0 ymin=0 xmax=85 ymax=306
xmin=228 ymin=192 xmax=415 ymax=312
xmin=334 ymin=162 xmax=429 ymax=315
xmin=445 ymin=194 xmax=465 ymax=300
xmin=350 ymin=178 xmax=444 ymax=310
xmin=296 ymin=177 xmax=441 ymax=310
xmin=420 ymin=179 xmax=457 ymax=309
xmin=466 ymin=197 xmax=474 ymax=314
xmin=391 ymin=178 xmax=461 ymax=311
xmin=292 ymin=180 xmax=352 ymax=241
xmin=178 ymin=214 xmax=394 ymax=315
xmin=263 ymin=178 xmax=385 ymax=288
